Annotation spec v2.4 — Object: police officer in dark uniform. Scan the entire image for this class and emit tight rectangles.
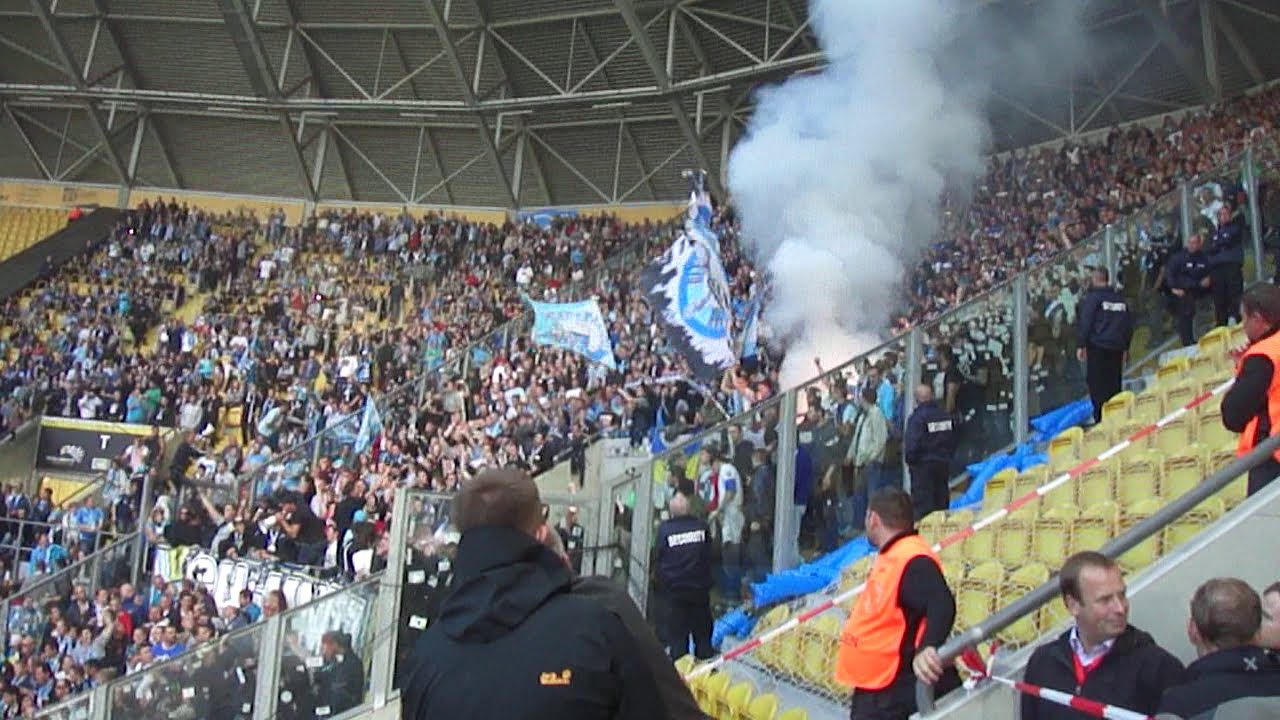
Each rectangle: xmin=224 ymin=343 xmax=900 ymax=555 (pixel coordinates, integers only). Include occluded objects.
xmin=1206 ymin=204 xmax=1245 ymax=326
xmin=654 ymin=492 xmax=714 ymax=661
xmin=1076 ymin=267 xmax=1135 ymax=423
xmin=1166 ymin=233 xmax=1213 ymax=347
xmin=903 ymin=385 xmax=957 ymax=520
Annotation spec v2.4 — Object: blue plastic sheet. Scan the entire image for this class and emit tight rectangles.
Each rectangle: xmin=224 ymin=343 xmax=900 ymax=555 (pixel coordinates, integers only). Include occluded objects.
xmin=724 ymin=398 xmax=1087 ymax=644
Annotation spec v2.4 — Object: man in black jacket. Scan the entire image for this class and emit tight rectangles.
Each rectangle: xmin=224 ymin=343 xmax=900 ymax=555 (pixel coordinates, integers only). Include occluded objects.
xmin=655 ymin=492 xmax=715 ymax=661
xmin=1023 ymin=552 xmax=1184 ymax=720
xmin=1076 ymin=268 xmax=1134 ymax=423
xmin=903 ymin=384 xmax=956 ymax=519
xmin=398 ymin=467 xmax=664 ymax=720
xmin=1165 ymin=233 xmax=1213 ymax=347
xmin=1158 ymin=578 xmax=1280 ymax=719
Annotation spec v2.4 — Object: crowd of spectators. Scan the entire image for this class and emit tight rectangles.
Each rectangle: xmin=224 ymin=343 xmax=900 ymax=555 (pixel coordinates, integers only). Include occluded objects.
xmin=7 ymin=82 xmax=1280 ymax=718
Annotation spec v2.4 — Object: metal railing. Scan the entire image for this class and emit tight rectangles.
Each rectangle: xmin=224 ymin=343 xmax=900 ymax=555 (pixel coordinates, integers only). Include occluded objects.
xmin=914 ymin=430 xmax=1280 ymax=714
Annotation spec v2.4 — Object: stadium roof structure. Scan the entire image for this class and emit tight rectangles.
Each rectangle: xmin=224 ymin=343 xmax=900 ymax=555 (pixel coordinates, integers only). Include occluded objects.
xmin=0 ymin=0 xmax=1279 ymax=209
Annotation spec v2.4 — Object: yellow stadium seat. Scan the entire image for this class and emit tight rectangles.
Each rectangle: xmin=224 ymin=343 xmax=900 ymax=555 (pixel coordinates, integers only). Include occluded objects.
xmin=995 ymin=520 xmax=1031 ymax=568
xmin=721 ymin=680 xmax=754 ymax=720
xmin=1157 ymin=357 xmax=1190 ymax=385
xmin=1101 ymin=391 xmax=1134 ymax=423
xmin=1012 ymin=466 xmax=1048 ymax=501
xmin=1071 ymin=501 xmax=1119 ymax=553
xmin=1116 ymin=453 xmax=1162 ymax=507
xmin=746 ymin=693 xmax=779 ymax=720
xmin=918 ymin=512 xmax=946 ymax=542
xmin=981 ymin=468 xmax=1017 ymax=512
xmin=964 ymin=560 xmax=1005 ymax=594
xmin=698 ymin=672 xmax=731 ymax=715
xmin=1197 ymin=326 xmax=1231 ymax=356
xmin=1034 ymin=510 xmax=1076 ymax=569
xmin=1049 ymin=427 xmax=1084 ymax=467
xmin=1132 ymin=390 xmax=1163 ymax=422
xmin=1162 ymin=497 xmax=1225 ymax=552
xmin=1081 ymin=425 xmax=1113 ymax=460
xmin=775 ymin=631 xmax=803 ymax=679
xmin=962 ymin=523 xmax=998 ymax=566
xmin=1075 ymin=465 xmax=1114 ymax=509
xmin=674 ymin=655 xmax=695 ymax=676
xmin=1118 ymin=498 xmax=1164 ymax=573
xmin=1197 ymin=414 xmax=1234 ymax=449
xmin=1163 ymin=381 xmax=1196 ymax=416
xmin=1161 ymin=452 xmax=1205 ymax=499
xmin=778 ymin=708 xmax=809 ymax=720
xmin=1000 ymin=564 xmax=1051 ymax=647
xmin=800 ymin=640 xmax=833 ymax=692
xmin=941 ymin=509 xmax=974 ymax=537
xmin=956 ymin=587 xmax=996 ymax=631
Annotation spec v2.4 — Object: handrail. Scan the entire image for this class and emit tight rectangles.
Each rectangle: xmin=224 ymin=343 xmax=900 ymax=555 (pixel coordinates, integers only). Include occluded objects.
xmin=914 ymin=428 xmax=1280 ymax=714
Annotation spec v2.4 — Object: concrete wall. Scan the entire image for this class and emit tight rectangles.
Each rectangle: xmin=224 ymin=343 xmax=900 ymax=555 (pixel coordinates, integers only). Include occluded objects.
xmin=920 ymin=479 xmax=1280 ymax=720
xmin=0 ymin=420 xmax=38 ymax=494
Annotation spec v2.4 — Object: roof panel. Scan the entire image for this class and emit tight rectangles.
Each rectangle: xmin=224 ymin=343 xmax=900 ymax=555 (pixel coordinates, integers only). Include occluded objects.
xmin=110 ymin=0 xmax=223 ymax=20
xmin=292 ymin=0 xmax=433 ymax=25
xmin=0 ymin=18 xmax=67 ymax=84
xmin=116 ymin=21 xmax=257 ymax=95
xmin=334 ymin=124 xmax=420 ymax=202
xmin=0 ymin=117 xmax=43 ymax=180
xmin=155 ymin=114 xmax=301 ymax=196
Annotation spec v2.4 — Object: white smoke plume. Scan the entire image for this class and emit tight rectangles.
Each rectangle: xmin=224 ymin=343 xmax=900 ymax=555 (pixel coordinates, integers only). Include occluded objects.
xmin=728 ymin=0 xmax=1081 ymax=390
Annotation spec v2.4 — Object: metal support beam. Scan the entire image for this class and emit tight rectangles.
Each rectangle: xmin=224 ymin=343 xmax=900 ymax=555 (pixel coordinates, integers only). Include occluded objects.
xmin=1199 ymin=0 xmax=1221 ymax=102
xmin=420 ymin=125 xmax=454 ymax=205
xmin=992 ymin=90 xmax=1071 ymax=139
xmin=216 ymin=0 xmax=319 ymax=201
xmin=1 ymin=101 xmax=53 ymax=179
xmin=126 ymin=109 xmax=146 ymax=181
xmin=332 ymin=125 xmax=409 ymax=203
xmin=1214 ymin=3 xmax=1264 ymax=85
xmin=1142 ymin=2 xmax=1216 ymax=104
xmin=1076 ymin=37 xmax=1160 ymax=133
xmin=575 ymin=22 xmax=658 ymax=201
xmin=149 ymin=114 xmax=183 ymax=188
xmin=59 ymin=111 xmax=140 ymax=181
xmin=28 ymin=0 xmax=129 ymax=184
xmin=327 ymin=124 xmax=356 ymax=200
xmin=423 ymin=0 xmax=517 ymax=207
xmin=614 ymin=0 xmax=725 ymax=197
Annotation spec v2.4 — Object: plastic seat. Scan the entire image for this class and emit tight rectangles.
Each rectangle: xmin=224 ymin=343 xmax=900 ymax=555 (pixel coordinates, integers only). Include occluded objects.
xmin=963 ymin=559 xmax=1005 ymax=595
xmin=1049 ymin=427 xmax=1083 ymax=467
xmin=721 ymin=680 xmax=754 ymax=720
xmin=1161 ymin=452 xmax=1205 ymax=499
xmin=698 ymin=672 xmax=731 ymax=715
xmin=1162 ymin=497 xmax=1225 ymax=551
xmin=778 ymin=708 xmax=809 ymax=720
xmin=674 ymin=655 xmax=695 ymax=676
xmin=1197 ymin=414 xmax=1234 ymax=449
xmin=1157 ymin=357 xmax=1190 ymax=385
xmin=1034 ymin=510 xmax=1075 ymax=569
xmin=1116 ymin=452 xmax=1162 ymax=507
xmin=981 ymin=468 xmax=1017 ymax=513
xmin=955 ymin=587 xmax=996 ymax=631
xmin=961 ymin=523 xmax=997 ymax=566
xmin=1081 ymin=425 xmax=1113 ymax=461
xmin=995 ymin=519 xmax=1032 ymax=568
xmin=999 ymin=564 xmax=1051 ymax=647
xmin=1197 ymin=326 xmax=1231 ymax=356
xmin=918 ymin=512 xmax=946 ymax=542
xmin=1153 ymin=417 xmax=1195 ymax=454
xmin=1132 ymin=390 xmax=1163 ymax=423
xmin=1163 ymin=381 xmax=1197 ymax=416
xmin=1075 ymin=465 xmax=1115 ymax=509
xmin=1012 ymin=467 xmax=1048 ymax=502
xmin=746 ymin=693 xmax=779 ymax=720
xmin=1071 ymin=501 xmax=1119 ymax=553
xmin=1118 ymin=498 xmax=1165 ymax=573
xmin=1101 ymin=391 xmax=1134 ymax=423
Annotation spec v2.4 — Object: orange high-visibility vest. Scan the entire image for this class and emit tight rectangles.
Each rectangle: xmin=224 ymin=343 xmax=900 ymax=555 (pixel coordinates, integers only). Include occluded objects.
xmin=834 ymin=534 xmax=940 ymax=691
xmin=1236 ymin=331 xmax=1280 ymax=463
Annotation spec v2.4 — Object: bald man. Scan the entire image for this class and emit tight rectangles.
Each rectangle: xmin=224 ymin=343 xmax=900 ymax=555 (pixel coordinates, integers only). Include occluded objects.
xmin=542 ymin=523 xmax=705 ymax=719
xmin=655 ymin=492 xmax=714 ymax=661
xmin=904 ymin=384 xmax=957 ymax=519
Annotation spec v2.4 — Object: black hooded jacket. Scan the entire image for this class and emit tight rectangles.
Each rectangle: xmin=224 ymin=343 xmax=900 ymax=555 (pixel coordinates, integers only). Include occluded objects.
xmin=398 ymin=526 xmax=665 ymax=720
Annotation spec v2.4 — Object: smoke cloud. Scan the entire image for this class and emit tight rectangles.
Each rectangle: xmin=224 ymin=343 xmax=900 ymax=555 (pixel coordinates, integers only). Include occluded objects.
xmin=728 ymin=0 xmax=1083 ymax=390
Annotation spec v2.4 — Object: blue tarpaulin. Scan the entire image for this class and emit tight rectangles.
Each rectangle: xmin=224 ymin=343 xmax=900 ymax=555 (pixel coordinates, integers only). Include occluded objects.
xmin=713 ymin=398 xmax=1088 ymax=647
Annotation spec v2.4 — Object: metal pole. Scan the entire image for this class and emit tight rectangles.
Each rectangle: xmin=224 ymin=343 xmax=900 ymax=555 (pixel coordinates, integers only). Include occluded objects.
xmin=772 ymin=389 xmax=799 ymax=572
xmin=253 ymin=613 xmax=285 ymax=720
xmin=1103 ymin=224 xmax=1118 ymax=286
xmin=1012 ymin=275 xmax=1029 ymax=446
xmin=903 ymin=327 xmax=923 ymax=494
xmin=368 ymin=486 xmax=410 ymax=708
xmin=627 ymin=462 xmax=654 ymax=614
xmin=1180 ymin=182 xmax=1193 ymax=244
xmin=1246 ymin=146 xmax=1265 ymax=283
xmin=915 ymin=428 xmax=1280 ymax=714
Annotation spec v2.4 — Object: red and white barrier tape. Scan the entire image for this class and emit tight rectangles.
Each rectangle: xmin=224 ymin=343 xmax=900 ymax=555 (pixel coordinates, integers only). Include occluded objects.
xmin=993 ymin=677 xmax=1155 ymax=720
xmin=684 ymin=376 xmax=1235 ymax=681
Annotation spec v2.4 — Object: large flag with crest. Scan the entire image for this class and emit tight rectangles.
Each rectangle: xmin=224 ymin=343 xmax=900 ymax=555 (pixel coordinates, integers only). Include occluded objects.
xmin=528 ymin=297 xmax=618 ymax=369
xmin=640 ymin=170 xmax=736 ymax=382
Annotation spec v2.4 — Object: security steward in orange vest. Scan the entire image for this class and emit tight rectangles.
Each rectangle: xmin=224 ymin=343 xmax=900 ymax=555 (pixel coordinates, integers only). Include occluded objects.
xmin=1222 ymin=284 xmax=1280 ymax=495
xmin=834 ymin=488 xmax=960 ymax=720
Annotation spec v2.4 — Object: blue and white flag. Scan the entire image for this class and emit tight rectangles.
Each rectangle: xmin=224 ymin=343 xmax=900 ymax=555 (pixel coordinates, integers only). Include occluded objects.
xmin=739 ymin=298 xmax=761 ymax=360
xmin=528 ymin=298 xmax=618 ymax=369
xmin=641 ymin=170 xmax=736 ymax=383
xmin=683 ymin=169 xmax=720 ymax=255
xmin=354 ymin=397 xmax=383 ymax=456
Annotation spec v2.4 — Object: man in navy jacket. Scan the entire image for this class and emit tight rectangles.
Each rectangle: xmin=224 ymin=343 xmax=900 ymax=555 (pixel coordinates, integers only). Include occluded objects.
xmin=1206 ymin=204 xmax=1245 ymax=326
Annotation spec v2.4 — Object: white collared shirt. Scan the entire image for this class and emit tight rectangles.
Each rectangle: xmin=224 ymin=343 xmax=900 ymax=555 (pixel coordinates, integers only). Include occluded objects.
xmin=1069 ymin=625 xmax=1116 ymax=667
